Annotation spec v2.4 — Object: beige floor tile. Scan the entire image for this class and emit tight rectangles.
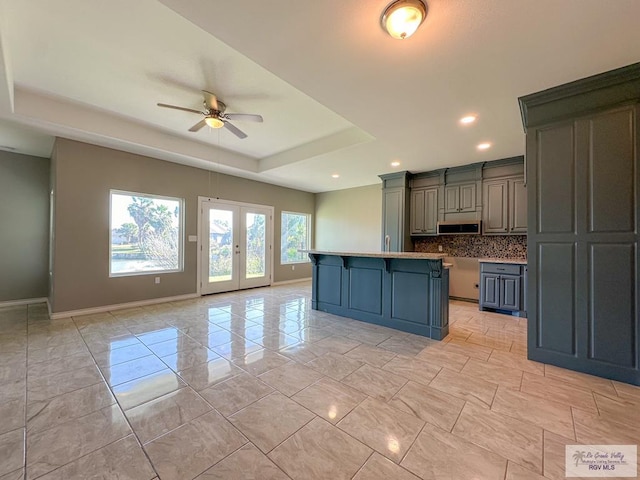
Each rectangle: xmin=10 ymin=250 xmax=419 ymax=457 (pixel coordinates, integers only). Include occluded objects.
xmin=200 ymin=372 xmax=273 ymax=416
xmin=389 ymin=381 xmax=465 ymax=432
xmin=338 ymin=396 xmax=424 ymax=463
xmin=144 ymin=410 xmax=247 ymax=480
xmin=461 ymin=358 xmax=523 ymax=390
xmin=125 ymin=386 xmax=212 ymax=443
xmin=278 ymin=343 xmax=329 ymax=363
xmin=613 ymin=380 xmax=640 ymax=401
xmin=342 ymin=363 xmax=408 ymax=401
xmin=452 ymin=403 xmax=543 ymax=474
xmin=269 ymin=417 xmax=371 ymax=480
xmin=429 ymin=367 xmax=497 ymax=408
xmin=83 ymin=333 xmax=141 ymax=354
xmin=26 ymin=404 xmax=131 ymax=479
xmin=145 ymin=335 xmax=202 ymax=357
xmin=505 ymin=461 xmax=547 ymax=480
xmin=26 ymin=351 xmax=95 ymax=380
xmin=415 ymin=346 xmax=470 ymax=371
xmin=178 ymin=357 xmax=242 ymax=391
xmin=228 ymin=392 xmax=314 ymax=453
xmin=211 ymin=339 xmax=263 ymax=361
xmin=257 ymin=361 xmax=324 ymax=397
xmin=102 ymin=355 xmax=168 ymax=387
xmin=0 ymin=379 xmax=24 ymax=405
xmin=510 ymin=342 xmax=528 ymax=356
xmin=0 ymin=399 xmax=24 ymax=436
xmin=572 ymin=407 xmax=640 ymax=445
xmin=35 ymin=435 xmax=155 ymax=480
xmin=292 ymin=377 xmax=365 ymax=424
xmin=345 ymin=343 xmax=396 ymax=367
xmin=112 ymin=369 xmax=186 ymax=410
xmin=401 ymin=423 xmax=508 ymax=480
xmin=92 ymin=342 xmax=153 ymax=368
xmin=438 ymin=337 xmax=493 ymax=360
xmin=27 ymin=340 xmax=88 ymax=365
xmin=381 ymin=354 xmax=441 ymax=386
xmin=353 ymin=452 xmax=420 ymax=480
xmin=232 ymin=350 xmax=291 ymax=376
xmin=544 ymin=364 xmax=617 ymax=397
xmin=0 ymin=362 xmax=25 ymax=385
xmin=542 ymin=431 xmax=586 ymax=480
xmin=161 ymin=346 xmax=221 ymax=371
xmin=197 ymin=443 xmax=289 ymax=479
xmin=27 ymin=330 xmax=83 ymax=351
xmin=347 ymin=328 xmax=394 ymax=346
xmin=487 ymin=350 xmax=545 ymax=375
xmin=26 ymin=364 xmax=103 ymax=403
xmin=491 ymin=386 xmax=575 ymax=440
xmin=466 ymin=332 xmax=513 ymax=351
xmin=314 ymin=335 xmax=361 ymax=354
xmin=305 ymin=352 xmax=363 ymax=380
xmin=0 ymin=468 xmax=23 ymax=480
xmin=0 ymin=429 xmax=23 ymax=478
xmin=520 ymin=372 xmax=597 ymax=413
xmin=26 ymin=382 xmax=115 ymax=434
xmin=378 ymin=335 xmax=436 ymax=356
xmin=594 ymin=391 xmax=640 ymax=425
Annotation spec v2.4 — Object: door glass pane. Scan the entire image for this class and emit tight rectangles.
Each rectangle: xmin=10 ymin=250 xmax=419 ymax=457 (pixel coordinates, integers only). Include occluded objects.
xmin=245 ymin=212 xmax=266 ymax=279
xmin=209 ymin=209 xmax=233 ymax=283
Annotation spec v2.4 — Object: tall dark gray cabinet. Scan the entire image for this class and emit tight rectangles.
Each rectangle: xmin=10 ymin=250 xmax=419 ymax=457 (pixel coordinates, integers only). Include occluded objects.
xmin=379 ymin=172 xmax=412 ymax=252
xmin=519 ymin=63 xmax=640 ymax=386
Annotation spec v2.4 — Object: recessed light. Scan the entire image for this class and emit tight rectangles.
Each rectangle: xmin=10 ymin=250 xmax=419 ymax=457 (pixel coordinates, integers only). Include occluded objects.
xmin=477 ymin=142 xmax=492 ymax=150
xmin=331 ymin=174 xmax=340 ymax=178
xmin=460 ymin=115 xmax=477 ymax=125
xmin=391 ymin=161 xmax=401 ymax=167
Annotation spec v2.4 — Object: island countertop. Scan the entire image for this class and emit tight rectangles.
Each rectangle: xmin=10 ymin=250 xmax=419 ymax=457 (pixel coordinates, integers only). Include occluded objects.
xmin=478 ymin=257 xmax=527 ymax=265
xmin=303 ymin=250 xmax=447 ymax=260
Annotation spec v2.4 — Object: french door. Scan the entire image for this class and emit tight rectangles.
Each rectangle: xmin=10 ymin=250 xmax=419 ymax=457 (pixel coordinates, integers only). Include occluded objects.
xmin=200 ymin=199 xmax=273 ymax=294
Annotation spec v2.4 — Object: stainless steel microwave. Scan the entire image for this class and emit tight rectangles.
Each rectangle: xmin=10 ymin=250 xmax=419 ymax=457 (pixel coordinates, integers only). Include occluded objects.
xmin=436 ymin=221 xmax=482 ymax=235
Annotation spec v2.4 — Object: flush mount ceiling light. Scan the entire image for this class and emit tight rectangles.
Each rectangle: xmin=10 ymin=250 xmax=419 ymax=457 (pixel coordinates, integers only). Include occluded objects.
xmin=460 ymin=115 xmax=477 ymax=125
xmin=381 ymin=0 xmax=427 ymax=40
xmin=331 ymin=174 xmax=340 ymax=178
xmin=391 ymin=161 xmax=401 ymax=167
xmin=477 ymin=142 xmax=492 ymax=150
xmin=205 ymin=116 xmax=224 ymax=129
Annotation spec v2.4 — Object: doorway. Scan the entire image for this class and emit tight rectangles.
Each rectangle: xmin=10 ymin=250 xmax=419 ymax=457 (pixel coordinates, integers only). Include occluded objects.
xmin=199 ymin=198 xmax=273 ymax=295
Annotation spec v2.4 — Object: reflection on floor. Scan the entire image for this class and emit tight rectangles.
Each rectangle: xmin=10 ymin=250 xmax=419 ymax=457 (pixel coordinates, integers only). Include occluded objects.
xmin=1 ymin=281 xmax=639 ymax=479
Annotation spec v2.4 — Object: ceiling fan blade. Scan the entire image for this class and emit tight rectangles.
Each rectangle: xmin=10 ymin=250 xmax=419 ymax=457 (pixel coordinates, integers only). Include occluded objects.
xmin=202 ymin=90 xmax=219 ymax=111
xmin=224 ymin=113 xmax=263 ymax=123
xmin=223 ymin=120 xmax=247 ymax=139
xmin=188 ymin=119 xmax=207 ymax=132
xmin=157 ymin=103 xmax=203 ymax=115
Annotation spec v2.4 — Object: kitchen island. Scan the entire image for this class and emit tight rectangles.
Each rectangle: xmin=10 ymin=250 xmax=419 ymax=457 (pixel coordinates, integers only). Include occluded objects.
xmin=306 ymin=250 xmax=449 ymax=340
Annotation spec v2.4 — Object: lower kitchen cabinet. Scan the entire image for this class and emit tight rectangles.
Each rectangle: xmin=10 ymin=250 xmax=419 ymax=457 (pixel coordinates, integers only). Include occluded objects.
xmin=479 ymin=262 xmax=526 ymax=316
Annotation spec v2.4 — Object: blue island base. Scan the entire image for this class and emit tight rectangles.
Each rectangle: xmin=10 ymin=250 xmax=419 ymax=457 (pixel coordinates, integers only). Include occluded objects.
xmin=309 ymin=253 xmax=449 ymax=340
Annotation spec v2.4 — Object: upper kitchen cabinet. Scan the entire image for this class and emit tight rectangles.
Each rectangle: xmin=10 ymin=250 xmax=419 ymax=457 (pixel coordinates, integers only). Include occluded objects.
xmin=410 ymin=169 xmax=443 ymax=236
xmin=520 ymin=62 xmax=640 ymax=386
xmin=441 ymin=163 xmax=483 ymax=220
xmin=482 ymin=157 xmax=526 ymax=234
xmin=379 ymin=171 xmax=412 ymax=252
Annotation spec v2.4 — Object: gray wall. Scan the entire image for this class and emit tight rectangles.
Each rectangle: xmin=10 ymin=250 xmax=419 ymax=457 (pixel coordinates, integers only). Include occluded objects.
xmin=0 ymin=151 xmax=49 ymax=302
xmin=50 ymin=138 xmax=314 ymax=313
xmin=315 ymin=184 xmax=381 ymax=251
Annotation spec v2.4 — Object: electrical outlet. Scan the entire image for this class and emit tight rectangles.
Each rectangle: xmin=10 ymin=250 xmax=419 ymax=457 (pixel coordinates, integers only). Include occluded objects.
xmin=292 ymin=265 xmax=295 ymax=271
xmin=438 ymin=245 xmax=443 ymax=252
xmin=155 ymin=277 xmax=160 ymax=284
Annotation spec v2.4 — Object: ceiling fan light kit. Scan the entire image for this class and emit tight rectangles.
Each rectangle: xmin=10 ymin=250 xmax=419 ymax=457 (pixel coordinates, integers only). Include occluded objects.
xmin=157 ymin=90 xmax=263 ymax=139
xmin=381 ymin=0 xmax=427 ymax=40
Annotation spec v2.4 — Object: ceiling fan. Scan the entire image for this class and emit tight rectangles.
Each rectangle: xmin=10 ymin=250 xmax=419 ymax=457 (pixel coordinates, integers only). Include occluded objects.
xmin=157 ymin=90 xmax=263 ymax=139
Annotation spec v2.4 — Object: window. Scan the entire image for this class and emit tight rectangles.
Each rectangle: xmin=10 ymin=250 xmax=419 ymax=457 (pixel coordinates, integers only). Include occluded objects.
xmin=110 ymin=190 xmax=183 ymax=276
xmin=281 ymin=211 xmax=310 ymax=264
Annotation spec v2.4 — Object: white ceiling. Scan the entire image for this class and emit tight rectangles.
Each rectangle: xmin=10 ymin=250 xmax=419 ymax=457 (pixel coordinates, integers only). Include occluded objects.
xmin=0 ymin=0 xmax=639 ymax=193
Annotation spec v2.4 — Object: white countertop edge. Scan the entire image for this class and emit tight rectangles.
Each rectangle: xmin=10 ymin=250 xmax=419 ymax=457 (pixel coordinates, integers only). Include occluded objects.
xmin=478 ymin=257 xmax=527 ymax=265
xmin=302 ymin=250 xmax=447 ymax=260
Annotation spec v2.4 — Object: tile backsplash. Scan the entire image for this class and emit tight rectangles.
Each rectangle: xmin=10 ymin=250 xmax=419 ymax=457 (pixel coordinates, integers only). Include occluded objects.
xmin=414 ymin=235 xmax=527 ymax=259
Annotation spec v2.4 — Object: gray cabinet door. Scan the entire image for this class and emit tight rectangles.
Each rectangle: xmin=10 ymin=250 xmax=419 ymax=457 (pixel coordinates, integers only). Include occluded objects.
xmin=480 ymin=273 xmax=500 ymax=309
xmin=483 ymin=180 xmax=508 ymax=233
xmin=410 ymin=189 xmax=426 ymax=234
xmin=424 ymin=188 xmax=438 ymax=234
xmin=444 ymin=185 xmax=459 ymax=213
xmin=459 ymin=184 xmax=476 ymax=212
xmin=500 ymin=275 xmax=521 ymax=311
xmin=510 ymin=178 xmax=527 ymax=233
xmin=382 ymin=188 xmax=403 ymax=252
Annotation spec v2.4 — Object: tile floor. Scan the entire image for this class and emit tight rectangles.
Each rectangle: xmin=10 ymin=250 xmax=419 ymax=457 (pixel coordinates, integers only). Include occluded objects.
xmin=1 ymin=281 xmax=639 ymax=479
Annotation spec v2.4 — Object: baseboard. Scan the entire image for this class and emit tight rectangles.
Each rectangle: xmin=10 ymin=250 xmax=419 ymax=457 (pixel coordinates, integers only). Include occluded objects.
xmin=449 ymin=296 xmax=479 ymax=304
xmin=0 ymin=297 xmax=48 ymax=308
xmin=271 ymin=277 xmax=312 ymax=286
xmin=50 ymin=293 xmax=199 ymax=319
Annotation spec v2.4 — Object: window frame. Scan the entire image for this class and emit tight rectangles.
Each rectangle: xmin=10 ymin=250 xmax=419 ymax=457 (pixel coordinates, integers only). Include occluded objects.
xmin=109 ymin=189 xmax=185 ymax=277
xmin=280 ymin=210 xmax=312 ymax=265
